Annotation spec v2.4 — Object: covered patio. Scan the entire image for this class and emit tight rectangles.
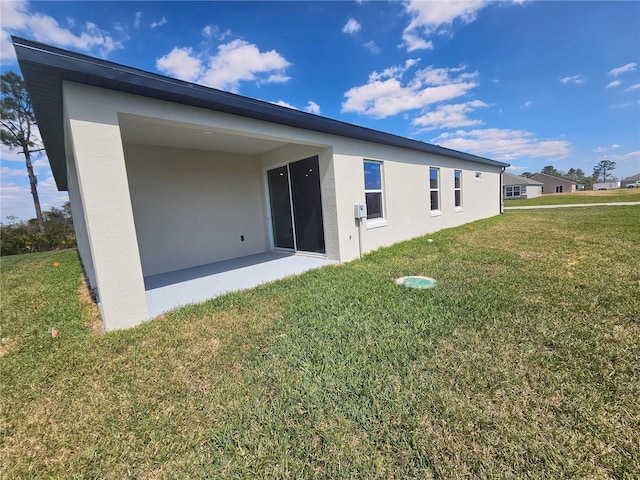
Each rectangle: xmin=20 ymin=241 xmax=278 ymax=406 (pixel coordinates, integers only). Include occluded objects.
xmin=145 ymin=251 xmax=335 ymax=317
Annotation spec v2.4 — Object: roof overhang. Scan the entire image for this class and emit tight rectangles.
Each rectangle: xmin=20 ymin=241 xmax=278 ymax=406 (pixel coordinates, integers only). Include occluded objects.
xmin=12 ymin=36 xmax=509 ymax=191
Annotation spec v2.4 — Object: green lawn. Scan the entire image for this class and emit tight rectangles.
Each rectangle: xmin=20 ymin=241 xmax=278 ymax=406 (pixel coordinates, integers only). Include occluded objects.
xmin=2 ymin=206 xmax=639 ymax=478
xmin=505 ymin=187 xmax=640 ymax=206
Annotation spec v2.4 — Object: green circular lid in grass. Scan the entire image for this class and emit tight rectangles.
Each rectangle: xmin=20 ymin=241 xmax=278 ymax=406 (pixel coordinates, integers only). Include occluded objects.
xmin=396 ymin=276 xmax=437 ymax=289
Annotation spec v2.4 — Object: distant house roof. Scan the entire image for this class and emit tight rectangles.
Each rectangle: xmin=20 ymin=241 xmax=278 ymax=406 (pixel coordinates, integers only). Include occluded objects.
xmin=622 ymin=173 xmax=640 ymax=182
xmin=12 ymin=36 xmax=508 ymax=191
xmin=503 ymin=172 xmax=543 ymax=186
xmin=530 ymin=172 xmax=577 ymax=184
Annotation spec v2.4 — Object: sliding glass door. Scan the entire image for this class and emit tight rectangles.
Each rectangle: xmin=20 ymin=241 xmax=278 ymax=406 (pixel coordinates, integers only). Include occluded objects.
xmin=267 ymin=156 xmax=325 ymax=254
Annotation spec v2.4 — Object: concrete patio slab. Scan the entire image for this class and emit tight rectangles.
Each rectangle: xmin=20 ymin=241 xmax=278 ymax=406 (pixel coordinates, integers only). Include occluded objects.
xmin=145 ymin=251 xmax=335 ymax=317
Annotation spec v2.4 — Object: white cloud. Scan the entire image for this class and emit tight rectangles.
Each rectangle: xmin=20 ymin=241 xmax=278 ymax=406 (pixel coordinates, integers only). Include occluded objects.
xmin=156 ymin=39 xmax=291 ymax=92
xmin=199 ymin=40 xmax=291 ymax=92
xmin=0 ymin=143 xmax=24 ymax=163
xmin=595 ymin=144 xmax=622 ymax=153
xmin=412 ymin=100 xmax=489 ymax=131
xmin=202 ymin=25 xmax=231 ymax=40
xmin=607 ymin=80 xmax=621 ymax=88
xmin=1 ymin=0 xmax=122 ymax=62
xmin=625 ymin=83 xmax=640 ymax=91
xmin=363 ymin=40 xmax=381 ymax=54
xmin=156 ymin=47 xmax=202 ymax=82
xmin=150 ymin=16 xmax=167 ymax=29
xmin=342 ymin=18 xmax=361 ymax=35
xmin=523 ymin=100 xmax=532 ymax=108
xmin=610 ymin=100 xmax=640 ymax=109
xmin=262 ymin=73 xmax=291 ymax=84
xmin=0 ymin=166 xmax=26 ymax=178
xmin=506 ymin=165 xmax=530 ymax=174
xmin=560 ymin=74 xmax=586 ymax=85
xmin=609 ymin=63 xmax=637 ymax=77
xmin=404 ymin=0 xmax=488 ymax=33
xmin=269 ymin=100 xmax=320 ymax=114
xmin=342 ymin=61 xmax=479 ymax=118
xmin=0 ymin=176 xmax=69 ymax=222
xmin=401 ymin=33 xmax=434 ymax=52
xmin=134 ymin=11 xmax=142 ymax=28
xmin=305 ymin=101 xmax=321 ymax=114
xmin=272 ymin=100 xmax=297 ymax=109
xmin=432 ymin=128 xmax=571 ymax=161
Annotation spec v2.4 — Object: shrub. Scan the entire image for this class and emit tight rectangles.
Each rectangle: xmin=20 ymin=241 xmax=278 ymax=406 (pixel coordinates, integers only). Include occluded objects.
xmin=1 ymin=203 xmax=76 ymax=256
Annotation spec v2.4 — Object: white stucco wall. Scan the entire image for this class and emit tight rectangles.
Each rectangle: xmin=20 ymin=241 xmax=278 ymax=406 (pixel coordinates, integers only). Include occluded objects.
xmin=63 ymin=82 xmax=149 ymax=331
xmin=331 ymin=142 xmax=502 ymax=259
xmin=65 ymin=144 xmax=96 ymax=292
xmin=124 ymin=144 xmax=268 ymax=277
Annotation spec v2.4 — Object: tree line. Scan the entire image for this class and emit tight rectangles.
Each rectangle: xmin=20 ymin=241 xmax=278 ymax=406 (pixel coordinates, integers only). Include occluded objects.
xmin=522 ymin=160 xmax=617 ymax=189
xmin=2 ymin=71 xmax=77 ymax=256
xmin=1 ymin=202 xmax=76 ymax=256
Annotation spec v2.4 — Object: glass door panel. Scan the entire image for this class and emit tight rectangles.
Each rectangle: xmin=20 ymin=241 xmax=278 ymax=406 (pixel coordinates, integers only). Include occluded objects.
xmin=289 ymin=156 xmax=325 ymax=254
xmin=267 ymin=156 xmax=325 ymax=254
xmin=267 ymin=166 xmax=294 ymax=249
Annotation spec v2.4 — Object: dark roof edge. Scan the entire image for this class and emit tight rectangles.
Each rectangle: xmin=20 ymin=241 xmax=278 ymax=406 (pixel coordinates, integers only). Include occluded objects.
xmin=12 ymin=36 xmax=508 ymax=169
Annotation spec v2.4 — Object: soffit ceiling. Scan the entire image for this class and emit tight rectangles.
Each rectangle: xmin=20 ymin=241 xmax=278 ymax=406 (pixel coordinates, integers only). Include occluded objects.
xmin=118 ymin=115 xmax=287 ymax=156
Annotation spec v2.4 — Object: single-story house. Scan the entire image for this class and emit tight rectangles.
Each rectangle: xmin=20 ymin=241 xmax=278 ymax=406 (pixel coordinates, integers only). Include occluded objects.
xmin=14 ymin=37 xmax=508 ymax=331
xmin=622 ymin=173 xmax=640 ymax=188
xmin=530 ymin=173 xmax=577 ymax=194
xmin=502 ymin=172 xmax=543 ymax=199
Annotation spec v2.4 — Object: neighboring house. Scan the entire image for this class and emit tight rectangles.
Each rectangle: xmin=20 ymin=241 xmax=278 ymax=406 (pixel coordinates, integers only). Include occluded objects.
xmin=530 ymin=173 xmax=577 ymax=194
xmin=502 ymin=172 xmax=543 ymax=199
xmin=622 ymin=173 xmax=640 ymax=188
xmin=14 ymin=37 xmax=508 ymax=330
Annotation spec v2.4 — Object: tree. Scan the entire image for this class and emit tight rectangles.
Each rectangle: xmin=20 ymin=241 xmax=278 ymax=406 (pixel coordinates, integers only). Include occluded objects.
xmin=541 ymin=165 xmax=560 ymax=176
xmin=1 ymin=71 xmax=45 ymax=233
xmin=1 ymin=202 xmax=76 ymax=256
xmin=521 ymin=172 xmax=534 ymax=178
xmin=593 ymin=160 xmax=616 ymax=182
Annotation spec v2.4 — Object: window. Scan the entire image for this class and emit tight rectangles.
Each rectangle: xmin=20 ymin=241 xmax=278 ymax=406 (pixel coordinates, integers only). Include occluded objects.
xmin=475 ymin=171 xmax=482 ymax=181
xmin=555 ymin=185 xmax=563 ymax=193
xmin=454 ymin=170 xmax=462 ymax=208
xmin=430 ymin=167 xmax=440 ymax=213
xmin=364 ymin=160 xmax=383 ymax=220
xmin=505 ymin=185 xmax=521 ymax=198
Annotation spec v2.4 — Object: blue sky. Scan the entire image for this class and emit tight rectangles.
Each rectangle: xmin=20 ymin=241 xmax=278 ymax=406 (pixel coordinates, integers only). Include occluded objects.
xmin=1 ymin=0 xmax=639 ymax=220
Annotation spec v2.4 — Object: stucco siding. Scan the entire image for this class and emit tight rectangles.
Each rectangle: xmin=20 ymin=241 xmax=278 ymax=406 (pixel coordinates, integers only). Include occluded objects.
xmin=531 ymin=173 xmax=577 ymax=194
xmin=63 ymin=81 xmax=149 ymax=330
xmin=332 ymin=144 xmax=502 ymax=259
xmin=65 ymin=144 xmax=96 ymax=292
xmin=125 ymin=144 xmax=269 ymax=277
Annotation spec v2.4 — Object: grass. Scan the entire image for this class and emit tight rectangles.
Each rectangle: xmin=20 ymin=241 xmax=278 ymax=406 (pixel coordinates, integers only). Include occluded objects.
xmin=2 ymin=206 xmax=639 ymax=478
xmin=505 ymin=187 xmax=640 ymax=206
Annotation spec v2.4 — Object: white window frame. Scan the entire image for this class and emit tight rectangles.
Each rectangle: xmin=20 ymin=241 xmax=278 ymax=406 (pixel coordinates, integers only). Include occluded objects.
xmin=364 ymin=160 xmax=387 ymax=229
xmin=430 ymin=167 xmax=441 ymax=216
xmin=506 ymin=185 xmax=521 ymax=198
xmin=454 ymin=169 xmax=463 ymax=211
xmin=555 ymin=185 xmax=563 ymax=193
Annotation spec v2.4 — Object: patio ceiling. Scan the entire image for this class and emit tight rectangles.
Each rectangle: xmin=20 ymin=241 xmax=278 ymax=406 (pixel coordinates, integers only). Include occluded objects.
xmin=118 ymin=114 xmax=289 ymax=156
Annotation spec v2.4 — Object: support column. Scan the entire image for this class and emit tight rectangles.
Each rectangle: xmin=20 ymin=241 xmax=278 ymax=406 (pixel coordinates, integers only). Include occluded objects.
xmin=63 ymin=82 xmax=148 ymax=330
